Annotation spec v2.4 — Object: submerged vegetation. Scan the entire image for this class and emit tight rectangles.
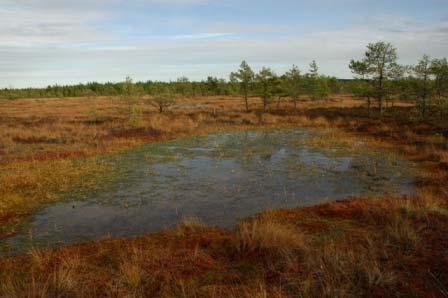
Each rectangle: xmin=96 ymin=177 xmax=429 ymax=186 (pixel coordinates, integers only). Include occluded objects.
xmin=0 ymin=41 xmax=448 ymax=297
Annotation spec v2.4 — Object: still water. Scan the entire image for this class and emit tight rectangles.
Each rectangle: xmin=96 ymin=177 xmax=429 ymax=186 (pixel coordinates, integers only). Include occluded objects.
xmin=2 ymin=128 xmax=417 ymax=253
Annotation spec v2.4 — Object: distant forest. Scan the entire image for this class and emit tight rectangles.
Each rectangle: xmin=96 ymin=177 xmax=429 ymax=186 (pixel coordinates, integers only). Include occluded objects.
xmin=1 ymin=41 xmax=447 ymax=119
xmin=0 ymin=66 xmax=346 ymax=100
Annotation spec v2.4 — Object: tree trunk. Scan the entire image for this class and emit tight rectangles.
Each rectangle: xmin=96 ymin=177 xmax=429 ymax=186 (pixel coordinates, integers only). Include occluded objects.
xmin=440 ymin=97 xmax=444 ymax=119
xmin=422 ymin=94 xmax=427 ymax=118
xmin=367 ymin=96 xmax=371 ymax=117
xmin=159 ymin=105 xmax=163 ymax=113
xmin=378 ymin=66 xmax=384 ymax=117
xmin=422 ymin=74 xmax=428 ymax=117
xmin=378 ymin=96 xmax=383 ymax=117
xmin=244 ymin=92 xmax=249 ymax=112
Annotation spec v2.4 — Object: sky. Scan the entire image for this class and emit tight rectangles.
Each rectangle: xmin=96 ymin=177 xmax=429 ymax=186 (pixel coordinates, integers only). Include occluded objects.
xmin=1 ymin=0 xmax=447 ymax=88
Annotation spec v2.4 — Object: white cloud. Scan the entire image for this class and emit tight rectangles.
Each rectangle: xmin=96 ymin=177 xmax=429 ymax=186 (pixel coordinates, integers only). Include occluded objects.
xmin=0 ymin=5 xmax=109 ymax=47
xmin=170 ymin=33 xmax=235 ymax=40
xmin=1 ymin=1 xmax=447 ymax=87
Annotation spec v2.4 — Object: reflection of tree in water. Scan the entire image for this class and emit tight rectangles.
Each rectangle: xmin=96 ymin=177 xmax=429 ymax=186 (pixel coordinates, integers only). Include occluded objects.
xmin=80 ymin=128 xmax=415 ymax=213
xmin=108 ymin=129 xmax=416 ymax=203
xmin=4 ymin=128 xmax=419 ymax=254
xmin=198 ymin=130 xmax=276 ymax=170
xmin=232 ymin=131 xmax=283 ymax=168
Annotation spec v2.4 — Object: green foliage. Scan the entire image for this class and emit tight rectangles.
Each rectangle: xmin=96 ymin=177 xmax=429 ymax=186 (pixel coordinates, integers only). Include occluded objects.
xmin=150 ymin=87 xmax=176 ymax=113
xmin=284 ymin=65 xmax=302 ymax=108
xmin=303 ymin=61 xmax=329 ymax=100
xmin=348 ymin=42 xmax=448 ymax=119
xmin=431 ymin=58 xmax=448 ymax=100
xmin=3 ymin=51 xmax=446 ymax=121
xmin=230 ymin=60 xmax=255 ymax=111
xmin=350 ymin=41 xmax=401 ymax=115
xmin=351 ymin=80 xmax=373 ymax=99
xmin=308 ymin=60 xmax=319 ymax=78
xmin=256 ymin=67 xmax=277 ymax=112
xmin=175 ymin=77 xmax=193 ymax=97
xmin=128 ymin=104 xmax=143 ymax=126
xmin=430 ymin=58 xmax=448 ymax=117
xmin=318 ymin=77 xmax=331 ymax=100
xmin=122 ymin=77 xmax=142 ymax=121
xmin=412 ymin=55 xmax=432 ymax=116
xmin=349 ymin=60 xmax=369 ymax=79
xmin=327 ymin=77 xmax=342 ymax=94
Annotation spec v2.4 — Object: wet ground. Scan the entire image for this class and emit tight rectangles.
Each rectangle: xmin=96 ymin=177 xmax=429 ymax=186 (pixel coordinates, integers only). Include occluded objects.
xmin=1 ymin=128 xmax=417 ymax=254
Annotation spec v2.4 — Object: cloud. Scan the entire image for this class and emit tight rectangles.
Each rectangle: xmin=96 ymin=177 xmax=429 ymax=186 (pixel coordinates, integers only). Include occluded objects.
xmin=5 ymin=0 xmax=211 ymax=10
xmin=170 ymin=33 xmax=235 ymax=40
xmin=2 ymin=19 xmax=447 ymax=88
xmin=144 ymin=0 xmax=210 ymax=4
xmin=0 ymin=4 xmax=109 ymax=47
xmin=1 ymin=1 xmax=447 ymax=87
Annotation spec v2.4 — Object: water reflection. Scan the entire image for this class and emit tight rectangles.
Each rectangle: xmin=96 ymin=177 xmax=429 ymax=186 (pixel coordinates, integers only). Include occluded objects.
xmin=1 ymin=128 xmax=417 ymax=254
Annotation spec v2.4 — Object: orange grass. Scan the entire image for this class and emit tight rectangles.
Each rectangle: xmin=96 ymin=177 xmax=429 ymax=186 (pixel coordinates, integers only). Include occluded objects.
xmin=0 ymin=195 xmax=447 ymax=297
xmin=0 ymin=95 xmax=448 ymax=297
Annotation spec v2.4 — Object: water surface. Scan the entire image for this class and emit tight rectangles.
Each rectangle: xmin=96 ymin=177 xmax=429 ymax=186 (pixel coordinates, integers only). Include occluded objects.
xmin=2 ymin=128 xmax=417 ymax=254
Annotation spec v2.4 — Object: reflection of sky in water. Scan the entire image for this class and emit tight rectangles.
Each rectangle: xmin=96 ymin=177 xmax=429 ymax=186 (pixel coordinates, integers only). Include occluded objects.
xmin=2 ymin=128 xmax=417 ymax=254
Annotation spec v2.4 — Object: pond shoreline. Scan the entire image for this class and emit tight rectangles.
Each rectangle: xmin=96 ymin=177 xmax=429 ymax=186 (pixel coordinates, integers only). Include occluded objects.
xmin=1 ymin=127 xmax=418 ymax=254
xmin=1 ymin=97 xmax=447 ymax=297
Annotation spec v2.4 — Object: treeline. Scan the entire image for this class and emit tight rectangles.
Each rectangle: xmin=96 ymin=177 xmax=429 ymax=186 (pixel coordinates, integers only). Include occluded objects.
xmin=1 ymin=41 xmax=447 ymax=119
xmin=349 ymin=42 xmax=448 ymax=118
xmin=0 ymin=63 xmax=347 ymax=101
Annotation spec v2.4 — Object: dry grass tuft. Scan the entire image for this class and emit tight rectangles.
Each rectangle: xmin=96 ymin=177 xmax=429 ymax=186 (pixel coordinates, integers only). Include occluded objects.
xmin=178 ymin=216 xmax=206 ymax=229
xmin=148 ymin=114 xmax=198 ymax=134
xmin=311 ymin=116 xmax=331 ymax=127
xmin=239 ymin=282 xmax=284 ymax=298
xmin=50 ymin=264 xmax=79 ymax=295
xmin=440 ymin=151 xmax=448 ymax=163
xmin=119 ymin=260 xmax=145 ymax=290
xmin=384 ymin=214 xmax=419 ymax=253
xmin=386 ymin=191 xmax=447 ymax=221
xmin=236 ymin=218 xmax=306 ymax=257
xmin=259 ymin=113 xmax=280 ymax=124
xmin=30 ymin=248 xmax=52 ymax=270
xmin=301 ymin=238 xmax=396 ymax=297
xmin=176 ymin=216 xmax=207 ymax=236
